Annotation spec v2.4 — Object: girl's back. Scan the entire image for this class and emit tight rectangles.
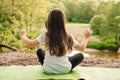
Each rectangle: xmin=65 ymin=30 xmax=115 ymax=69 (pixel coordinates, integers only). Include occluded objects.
xmin=20 ymin=8 xmax=91 ymax=74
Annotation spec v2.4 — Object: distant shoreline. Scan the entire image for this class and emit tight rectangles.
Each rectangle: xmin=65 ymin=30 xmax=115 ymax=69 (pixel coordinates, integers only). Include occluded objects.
xmin=84 ymin=48 xmax=115 ymax=53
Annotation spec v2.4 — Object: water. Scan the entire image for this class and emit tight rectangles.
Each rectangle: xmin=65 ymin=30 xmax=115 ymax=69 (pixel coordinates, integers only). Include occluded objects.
xmin=88 ymin=52 xmax=120 ymax=59
xmin=70 ymin=50 xmax=120 ymax=59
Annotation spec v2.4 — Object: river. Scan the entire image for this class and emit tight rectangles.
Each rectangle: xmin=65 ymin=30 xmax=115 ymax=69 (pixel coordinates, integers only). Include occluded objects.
xmin=84 ymin=48 xmax=120 ymax=59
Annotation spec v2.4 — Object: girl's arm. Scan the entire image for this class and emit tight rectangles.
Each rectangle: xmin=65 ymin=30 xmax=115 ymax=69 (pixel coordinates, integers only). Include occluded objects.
xmin=74 ymin=30 xmax=91 ymax=51
xmin=20 ymin=29 xmax=39 ymax=46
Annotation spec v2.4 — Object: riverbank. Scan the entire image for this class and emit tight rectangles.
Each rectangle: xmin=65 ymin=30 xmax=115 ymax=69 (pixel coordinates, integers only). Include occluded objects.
xmin=0 ymin=52 xmax=120 ymax=68
xmin=85 ymin=48 xmax=120 ymax=53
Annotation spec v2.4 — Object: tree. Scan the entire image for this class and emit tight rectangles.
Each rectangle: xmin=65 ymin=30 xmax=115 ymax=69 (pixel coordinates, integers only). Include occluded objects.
xmin=0 ymin=0 xmax=52 ymax=52
xmin=61 ymin=0 xmax=95 ymax=23
xmin=106 ymin=2 xmax=120 ymax=52
xmin=90 ymin=1 xmax=120 ymax=53
xmin=95 ymin=1 xmax=113 ymax=15
xmin=90 ymin=14 xmax=107 ymax=35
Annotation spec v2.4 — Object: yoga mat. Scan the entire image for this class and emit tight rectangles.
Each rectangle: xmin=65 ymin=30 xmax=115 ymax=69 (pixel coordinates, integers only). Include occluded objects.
xmin=0 ymin=65 xmax=120 ymax=80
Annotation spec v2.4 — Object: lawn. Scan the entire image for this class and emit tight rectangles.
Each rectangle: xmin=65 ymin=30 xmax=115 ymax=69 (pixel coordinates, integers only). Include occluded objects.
xmin=66 ymin=23 xmax=90 ymax=41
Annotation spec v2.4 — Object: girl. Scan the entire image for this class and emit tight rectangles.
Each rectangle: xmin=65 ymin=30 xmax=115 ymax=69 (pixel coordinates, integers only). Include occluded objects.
xmin=20 ymin=8 xmax=91 ymax=74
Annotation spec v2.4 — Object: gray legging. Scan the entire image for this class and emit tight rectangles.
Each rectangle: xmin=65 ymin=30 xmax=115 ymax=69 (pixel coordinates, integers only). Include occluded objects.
xmin=36 ymin=49 xmax=84 ymax=70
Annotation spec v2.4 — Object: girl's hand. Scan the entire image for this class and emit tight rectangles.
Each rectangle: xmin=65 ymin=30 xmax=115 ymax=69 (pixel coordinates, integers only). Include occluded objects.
xmin=20 ymin=29 xmax=26 ymax=37
xmin=84 ymin=30 xmax=91 ymax=39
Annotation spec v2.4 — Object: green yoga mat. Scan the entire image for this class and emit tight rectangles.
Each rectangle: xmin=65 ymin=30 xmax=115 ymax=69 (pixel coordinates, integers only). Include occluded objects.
xmin=0 ymin=65 xmax=120 ymax=80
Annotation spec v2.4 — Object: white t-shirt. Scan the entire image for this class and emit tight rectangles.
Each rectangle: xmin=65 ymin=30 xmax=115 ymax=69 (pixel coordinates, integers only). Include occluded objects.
xmin=36 ymin=32 xmax=79 ymax=74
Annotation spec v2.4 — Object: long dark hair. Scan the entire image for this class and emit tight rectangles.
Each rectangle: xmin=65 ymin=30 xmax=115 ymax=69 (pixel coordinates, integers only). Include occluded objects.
xmin=45 ymin=9 xmax=73 ymax=57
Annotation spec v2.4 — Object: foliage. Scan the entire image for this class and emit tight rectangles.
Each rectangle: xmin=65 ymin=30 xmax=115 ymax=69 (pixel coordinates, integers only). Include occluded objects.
xmin=0 ymin=0 xmax=120 ymax=52
xmin=95 ymin=1 xmax=113 ymax=15
xmin=87 ymin=41 xmax=116 ymax=51
xmin=106 ymin=1 xmax=120 ymax=51
xmin=90 ymin=14 xmax=107 ymax=35
xmin=90 ymin=1 xmax=120 ymax=52
xmin=61 ymin=0 xmax=95 ymax=23
xmin=0 ymin=0 xmax=52 ymax=52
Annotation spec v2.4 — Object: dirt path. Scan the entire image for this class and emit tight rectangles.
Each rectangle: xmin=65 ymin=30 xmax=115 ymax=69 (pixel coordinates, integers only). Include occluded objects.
xmin=0 ymin=52 xmax=120 ymax=68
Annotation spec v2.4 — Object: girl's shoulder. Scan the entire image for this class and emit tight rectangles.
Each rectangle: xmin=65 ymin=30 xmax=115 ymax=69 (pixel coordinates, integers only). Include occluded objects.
xmin=36 ymin=32 xmax=46 ymax=43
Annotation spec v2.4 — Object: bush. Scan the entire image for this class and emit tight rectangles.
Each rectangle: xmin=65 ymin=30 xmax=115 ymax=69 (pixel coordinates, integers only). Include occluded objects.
xmin=87 ymin=41 xmax=116 ymax=51
xmin=71 ymin=18 xmax=78 ymax=23
xmin=87 ymin=41 xmax=105 ymax=50
xmin=90 ymin=14 xmax=107 ymax=35
xmin=104 ymin=44 xmax=116 ymax=51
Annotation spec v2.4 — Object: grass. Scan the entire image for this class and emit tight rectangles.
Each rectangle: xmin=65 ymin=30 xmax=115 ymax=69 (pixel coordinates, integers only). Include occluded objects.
xmin=40 ymin=23 xmax=98 ymax=42
xmin=66 ymin=23 xmax=99 ymax=42
xmin=66 ymin=23 xmax=90 ymax=41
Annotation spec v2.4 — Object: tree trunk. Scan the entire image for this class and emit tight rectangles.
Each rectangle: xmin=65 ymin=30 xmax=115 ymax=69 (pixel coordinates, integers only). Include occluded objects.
xmin=11 ymin=0 xmax=15 ymax=16
xmin=0 ymin=44 xmax=17 ymax=52
xmin=115 ymin=35 xmax=120 ymax=53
